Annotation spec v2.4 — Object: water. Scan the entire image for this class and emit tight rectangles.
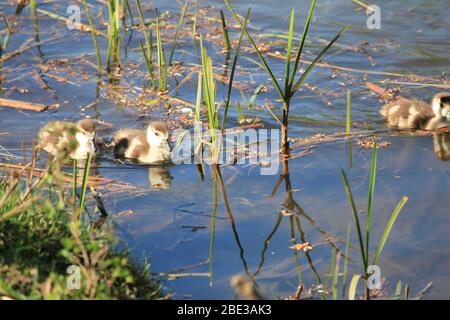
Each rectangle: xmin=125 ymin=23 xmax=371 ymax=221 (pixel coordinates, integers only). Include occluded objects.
xmin=0 ymin=0 xmax=449 ymax=299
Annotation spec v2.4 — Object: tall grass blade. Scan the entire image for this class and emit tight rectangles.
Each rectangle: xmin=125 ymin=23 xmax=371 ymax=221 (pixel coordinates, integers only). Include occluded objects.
xmin=82 ymin=0 xmax=102 ymax=68
xmin=394 ymin=280 xmax=402 ymax=300
xmin=221 ymin=8 xmax=250 ymax=136
xmin=220 ymin=10 xmax=231 ymax=51
xmin=223 ymin=0 xmax=285 ymax=102
xmin=168 ymin=0 xmax=188 ymax=65
xmin=192 ymin=0 xmax=199 ymax=39
xmin=372 ymin=196 xmax=408 ymax=265
xmin=365 ymin=146 xmax=377 ymax=263
xmin=332 ymin=250 xmax=340 ymax=300
xmin=78 ymin=153 xmax=92 ymax=211
xmin=348 ymin=274 xmax=362 ymax=300
xmin=291 ymin=26 xmax=348 ymax=95
xmin=140 ymin=40 xmax=156 ymax=87
xmin=284 ymin=9 xmax=295 ymax=98
xmin=288 ymin=0 xmax=316 ymax=89
xmin=135 ymin=0 xmax=151 ymax=59
xmin=156 ymin=13 xmax=167 ymax=91
xmin=195 ymin=71 xmax=202 ymax=122
xmin=341 ymin=223 xmax=352 ymax=297
xmin=73 ymin=159 xmax=77 ymax=206
xmin=341 ymin=169 xmax=367 ymax=271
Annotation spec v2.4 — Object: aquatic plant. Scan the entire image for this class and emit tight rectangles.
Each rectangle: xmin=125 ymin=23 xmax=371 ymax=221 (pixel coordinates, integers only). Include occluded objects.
xmin=224 ymin=0 xmax=347 ymax=153
xmin=168 ymin=0 xmax=188 ymax=65
xmin=107 ymin=0 xmax=121 ymax=68
xmin=136 ymin=0 xmax=156 ymax=88
xmin=341 ymin=146 xmax=408 ymax=299
xmin=82 ymin=0 xmax=102 ymax=68
xmin=0 ymin=18 xmax=11 ymax=59
xmin=199 ymin=36 xmax=220 ymax=162
xmin=156 ymin=12 xmax=168 ymax=91
xmin=220 ymin=10 xmax=231 ymax=52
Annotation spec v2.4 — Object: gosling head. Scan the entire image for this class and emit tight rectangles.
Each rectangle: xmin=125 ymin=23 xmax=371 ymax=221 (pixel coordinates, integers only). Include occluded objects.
xmin=146 ymin=121 xmax=169 ymax=147
xmin=77 ymin=118 xmax=96 ymax=140
xmin=432 ymin=92 xmax=450 ymax=119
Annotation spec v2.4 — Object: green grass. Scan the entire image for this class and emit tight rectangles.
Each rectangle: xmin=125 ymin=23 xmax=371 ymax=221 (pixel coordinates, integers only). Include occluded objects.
xmin=0 ymin=161 xmax=164 ymax=299
xmin=341 ymin=146 xmax=408 ymax=299
xmin=220 ymin=10 xmax=231 ymax=51
xmin=199 ymin=36 xmax=220 ymax=163
xmin=136 ymin=0 xmax=156 ymax=88
xmin=192 ymin=0 xmax=199 ymax=39
xmin=224 ymin=0 xmax=347 ymax=152
xmin=107 ymin=0 xmax=121 ymax=68
xmin=78 ymin=152 xmax=92 ymax=212
xmin=221 ymin=8 xmax=250 ymax=136
xmin=168 ymin=0 xmax=188 ymax=65
xmin=0 ymin=17 xmax=11 ymax=59
xmin=156 ymin=13 xmax=168 ymax=91
xmin=82 ymin=0 xmax=102 ymax=69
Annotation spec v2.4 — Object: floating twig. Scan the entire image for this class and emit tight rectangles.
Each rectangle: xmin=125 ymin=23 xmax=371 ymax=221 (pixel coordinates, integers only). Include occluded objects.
xmin=0 ymin=98 xmax=48 ymax=112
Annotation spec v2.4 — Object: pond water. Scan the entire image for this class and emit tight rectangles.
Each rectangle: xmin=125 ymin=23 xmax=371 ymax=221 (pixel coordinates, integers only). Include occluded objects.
xmin=0 ymin=0 xmax=449 ymax=299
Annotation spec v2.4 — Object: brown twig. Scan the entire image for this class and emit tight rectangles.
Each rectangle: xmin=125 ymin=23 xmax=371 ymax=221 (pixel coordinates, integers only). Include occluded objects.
xmin=0 ymin=98 xmax=48 ymax=112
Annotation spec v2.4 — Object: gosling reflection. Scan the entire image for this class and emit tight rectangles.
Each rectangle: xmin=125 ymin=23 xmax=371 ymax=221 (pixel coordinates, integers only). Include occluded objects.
xmin=433 ymin=133 xmax=450 ymax=161
xmin=148 ymin=166 xmax=172 ymax=189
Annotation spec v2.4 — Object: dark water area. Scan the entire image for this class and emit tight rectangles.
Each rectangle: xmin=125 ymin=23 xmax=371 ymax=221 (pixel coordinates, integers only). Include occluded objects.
xmin=0 ymin=0 xmax=449 ymax=299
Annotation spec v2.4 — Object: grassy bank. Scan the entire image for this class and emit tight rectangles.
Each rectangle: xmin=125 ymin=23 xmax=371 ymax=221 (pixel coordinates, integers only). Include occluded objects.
xmin=0 ymin=161 xmax=165 ymax=300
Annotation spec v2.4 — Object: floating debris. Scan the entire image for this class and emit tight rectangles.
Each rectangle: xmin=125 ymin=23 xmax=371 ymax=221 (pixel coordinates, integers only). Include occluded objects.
xmin=289 ymin=242 xmax=313 ymax=252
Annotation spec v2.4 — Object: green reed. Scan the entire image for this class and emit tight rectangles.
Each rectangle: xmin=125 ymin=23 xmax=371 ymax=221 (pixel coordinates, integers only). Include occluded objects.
xmin=199 ymin=36 xmax=219 ymax=162
xmin=341 ymin=146 xmax=408 ymax=299
xmin=168 ymin=0 xmax=188 ymax=65
xmin=0 ymin=18 xmax=11 ymax=59
xmin=82 ymin=0 xmax=102 ymax=68
xmin=192 ymin=0 xmax=199 ymax=39
xmin=220 ymin=8 xmax=250 ymax=136
xmin=78 ymin=152 xmax=92 ymax=212
xmin=107 ymin=0 xmax=121 ymax=68
xmin=220 ymin=10 xmax=231 ymax=51
xmin=156 ymin=13 xmax=168 ymax=91
xmin=140 ymin=39 xmax=156 ymax=87
xmin=224 ymin=0 xmax=347 ymax=153
xmin=135 ymin=0 xmax=156 ymax=88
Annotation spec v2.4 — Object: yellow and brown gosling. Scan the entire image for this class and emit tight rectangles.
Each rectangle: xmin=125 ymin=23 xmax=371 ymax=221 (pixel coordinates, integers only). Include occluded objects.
xmin=38 ymin=119 xmax=96 ymax=160
xmin=380 ymin=92 xmax=450 ymax=130
xmin=112 ymin=121 xmax=171 ymax=164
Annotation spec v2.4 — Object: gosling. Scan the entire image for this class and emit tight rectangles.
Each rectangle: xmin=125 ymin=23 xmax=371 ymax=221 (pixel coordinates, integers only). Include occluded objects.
xmin=38 ymin=119 xmax=96 ymax=160
xmin=380 ymin=92 xmax=450 ymax=130
xmin=112 ymin=121 xmax=171 ymax=164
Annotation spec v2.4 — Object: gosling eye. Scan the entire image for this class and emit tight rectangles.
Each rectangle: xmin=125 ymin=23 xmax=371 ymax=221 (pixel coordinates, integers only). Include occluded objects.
xmin=155 ymin=132 xmax=160 ymax=136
